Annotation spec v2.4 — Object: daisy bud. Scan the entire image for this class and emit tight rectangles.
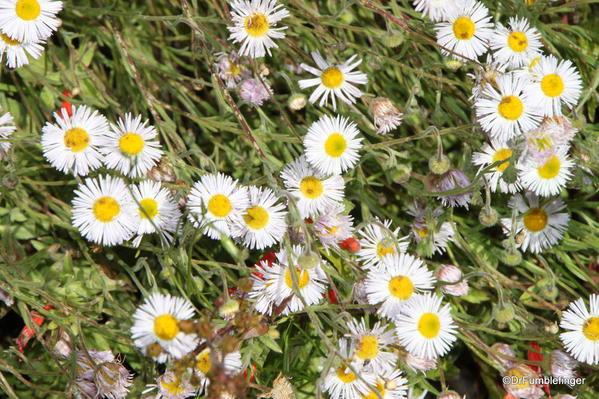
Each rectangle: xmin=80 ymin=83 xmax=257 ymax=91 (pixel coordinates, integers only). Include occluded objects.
xmin=430 ymin=169 xmax=473 ymax=208
xmin=369 ymin=97 xmax=403 ymax=135
xmin=479 ymin=207 xmax=499 ymax=227
xmin=94 ymin=361 xmax=133 ymax=399
xmin=428 ymin=154 xmax=451 ymax=175
xmin=288 ymin=93 xmax=307 ymax=111
xmin=436 ymin=265 xmax=469 ymax=297
xmin=0 ymin=286 xmax=14 ymax=307
xmin=339 ymin=237 xmax=361 ymax=253
xmin=503 ymin=364 xmax=545 ymax=399
xmin=178 ymin=319 xmax=196 ymax=334
xmin=404 ymin=352 xmax=437 ymax=372
xmin=444 ymin=59 xmax=463 ymax=71
xmin=495 ymin=302 xmax=516 ymax=323
xmin=491 ymin=343 xmax=517 ymax=370
xmin=51 ymin=329 xmax=72 ymax=360
xmin=438 ymin=391 xmax=465 ymax=399
xmin=297 ymin=251 xmax=321 ymax=269
xmin=538 ymin=279 xmax=558 ymax=301
xmin=545 ymin=322 xmax=559 ymax=334
xmin=381 ymin=32 xmax=404 ymax=48
xmin=392 ymin=164 xmax=412 ymax=184
xmin=502 ymin=249 xmax=522 ymax=266
xmin=146 ymin=342 xmax=163 ymax=359
xmin=219 ymin=299 xmax=240 ymax=320
xmin=77 ymin=350 xmax=115 ymax=380
xmin=550 ymin=350 xmax=578 ymax=379
xmin=239 ymin=78 xmax=271 ymax=106
xmin=147 ymin=157 xmax=176 ymax=183
xmin=353 ymin=278 xmax=370 ymax=306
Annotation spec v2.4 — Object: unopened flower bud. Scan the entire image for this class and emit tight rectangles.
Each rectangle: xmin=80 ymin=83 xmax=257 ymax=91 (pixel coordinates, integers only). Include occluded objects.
xmin=298 ymin=251 xmax=320 ymax=269
xmin=382 ymin=32 xmax=404 ymax=48
xmin=404 ymin=352 xmax=437 ymax=372
xmin=436 ymin=265 xmax=469 ymax=296
xmin=392 ymin=164 xmax=412 ymax=184
xmin=438 ymin=391 xmax=464 ymax=399
xmin=444 ymin=59 xmax=463 ymax=71
xmin=502 ymin=249 xmax=522 ymax=266
xmin=219 ymin=299 xmax=240 ymax=320
xmin=369 ymin=97 xmax=403 ymax=135
xmin=288 ymin=93 xmax=307 ymax=111
xmin=478 ymin=207 xmax=498 ymax=227
xmin=429 ymin=155 xmax=451 ymax=175
xmin=495 ymin=302 xmax=516 ymax=323
xmin=550 ymin=350 xmax=578 ymax=379
xmin=94 ymin=361 xmax=133 ymax=399
xmin=491 ymin=342 xmax=517 ymax=370
xmin=179 ymin=319 xmax=196 ymax=334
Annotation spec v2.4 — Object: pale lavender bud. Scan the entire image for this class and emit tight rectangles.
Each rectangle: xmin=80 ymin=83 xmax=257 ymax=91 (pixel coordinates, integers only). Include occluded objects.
xmin=239 ymin=78 xmax=272 ymax=106
xmin=404 ymin=352 xmax=437 ymax=372
xmin=431 ymin=169 xmax=472 ymax=209
xmin=491 ymin=342 xmax=517 ymax=370
xmin=369 ymin=97 xmax=403 ymax=135
xmin=94 ymin=361 xmax=133 ymax=399
xmin=77 ymin=350 xmax=115 ymax=380
xmin=436 ymin=265 xmax=469 ymax=296
xmin=550 ymin=350 xmax=578 ymax=379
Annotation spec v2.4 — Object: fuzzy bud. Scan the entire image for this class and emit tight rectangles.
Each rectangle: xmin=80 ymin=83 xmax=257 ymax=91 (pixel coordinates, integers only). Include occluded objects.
xmin=392 ymin=164 xmax=412 ymax=184
xmin=381 ymin=32 xmax=404 ymax=48
xmin=495 ymin=303 xmax=516 ymax=323
xmin=288 ymin=94 xmax=307 ymax=111
xmin=219 ymin=299 xmax=240 ymax=320
xmin=297 ymin=251 xmax=320 ymax=269
xmin=179 ymin=319 xmax=196 ymax=334
xmin=502 ymin=250 xmax=522 ymax=266
xmin=94 ymin=361 xmax=133 ymax=399
xmin=491 ymin=343 xmax=517 ymax=370
xmin=428 ymin=155 xmax=451 ymax=175
xmin=436 ymin=265 xmax=469 ymax=296
xmin=550 ymin=350 xmax=578 ymax=379
xmin=404 ymin=352 xmax=437 ymax=372
xmin=369 ymin=97 xmax=403 ymax=135
xmin=478 ymin=207 xmax=498 ymax=227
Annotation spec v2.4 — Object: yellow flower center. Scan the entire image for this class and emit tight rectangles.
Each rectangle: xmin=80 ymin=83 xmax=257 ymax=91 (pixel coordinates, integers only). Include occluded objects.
xmin=227 ymin=61 xmax=242 ymax=76
xmin=15 ymin=0 xmax=40 ymax=21
xmin=492 ymin=148 xmax=512 ymax=173
xmin=196 ymin=349 xmax=212 ymax=374
xmin=498 ymin=95 xmax=524 ymax=121
xmin=376 ymin=243 xmax=395 ymax=258
xmin=507 ymin=31 xmax=528 ymax=52
xmin=324 ymin=133 xmax=347 ymax=158
xmin=541 ymin=74 xmax=565 ymax=97
xmin=506 ymin=367 xmax=531 ymax=390
xmin=93 ymin=197 xmax=120 ymax=223
xmin=139 ymin=198 xmax=159 ymax=219
xmin=284 ymin=268 xmax=310 ymax=289
xmin=537 ymin=155 xmax=561 ymax=179
xmin=153 ymin=314 xmax=179 ymax=341
xmin=523 ymin=208 xmax=548 ymax=232
xmin=161 ymin=376 xmax=184 ymax=395
xmin=299 ymin=176 xmax=324 ymax=199
xmin=0 ymin=33 xmax=20 ymax=46
xmin=244 ymin=13 xmax=269 ymax=37
xmin=582 ymin=317 xmax=599 ymax=341
xmin=453 ymin=17 xmax=475 ymax=40
xmin=321 ymin=67 xmax=344 ymax=89
xmin=388 ymin=276 xmax=414 ymax=300
xmin=63 ymin=127 xmax=90 ymax=153
xmin=119 ymin=132 xmax=145 ymax=155
xmin=416 ymin=227 xmax=428 ymax=238
xmin=243 ymin=206 xmax=270 ymax=230
xmin=207 ymin=194 xmax=232 ymax=218
xmin=362 ymin=380 xmax=387 ymax=399
xmin=336 ymin=367 xmax=356 ymax=384
xmin=355 ymin=335 xmax=379 ymax=360
xmin=418 ymin=312 xmax=441 ymax=339
xmin=528 ymin=56 xmax=541 ymax=72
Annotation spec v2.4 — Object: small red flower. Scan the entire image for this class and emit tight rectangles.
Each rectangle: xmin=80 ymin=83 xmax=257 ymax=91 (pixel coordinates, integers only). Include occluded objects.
xmin=528 ymin=341 xmax=550 ymax=395
xmin=304 ymin=217 xmax=313 ymax=224
xmin=326 ymin=289 xmax=338 ymax=304
xmin=243 ymin=363 xmax=257 ymax=383
xmin=16 ymin=305 xmax=53 ymax=353
xmin=339 ymin=237 xmax=361 ymax=253
xmin=59 ymin=90 xmax=73 ymax=118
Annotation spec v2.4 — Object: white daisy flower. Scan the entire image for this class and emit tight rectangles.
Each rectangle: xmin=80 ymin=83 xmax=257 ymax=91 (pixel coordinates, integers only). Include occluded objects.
xmin=560 ymin=294 xmax=599 ymax=366
xmin=518 ymin=147 xmax=573 ymax=197
xmin=102 ymin=113 xmax=163 ymax=178
xmin=412 ymin=0 xmax=457 ymax=22
xmin=365 ymin=253 xmax=436 ymax=320
xmin=144 ymin=371 xmax=196 ymax=399
xmin=347 ymin=318 xmax=398 ymax=374
xmin=41 ymin=105 xmax=110 ymax=176
xmin=71 ymin=175 xmax=139 ymax=246
xmin=527 ymin=55 xmax=583 ymax=116
xmin=490 ymin=17 xmax=543 ymax=69
xmin=434 ymin=0 xmax=493 ymax=60
xmin=475 ymin=74 xmax=542 ymax=142
xmin=521 ymin=116 xmax=577 ymax=165
xmin=0 ymin=32 xmax=43 ymax=68
xmin=280 ymin=155 xmax=345 ymax=218
xmin=321 ymin=339 xmax=377 ymax=399
xmin=407 ymin=203 xmax=455 ymax=256
xmin=130 ymin=180 xmax=181 ymax=247
xmin=304 ymin=114 xmax=362 ymax=175
xmin=227 ymin=0 xmax=289 ymax=58
xmin=0 ymin=0 xmax=63 ymax=43
xmin=314 ymin=204 xmax=354 ymax=247
xmin=195 ymin=347 xmax=243 ymax=392
xmin=501 ymin=192 xmax=569 ymax=253
xmin=130 ymin=293 xmax=198 ymax=362
xmin=395 ymin=293 xmax=458 ymax=360
xmin=361 ymin=368 xmax=408 ymax=399
xmin=299 ymin=51 xmax=368 ymax=110
xmin=0 ymin=111 xmax=16 ymax=159
xmin=261 ymin=245 xmax=328 ymax=314
xmin=215 ymin=51 xmax=249 ymax=88
xmin=232 ymin=185 xmax=287 ymax=250
xmin=187 ymin=173 xmax=249 ymax=240
xmin=472 ymin=140 xmax=521 ymax=193
xmin=356 ymin=218 xmax=410 ymax=270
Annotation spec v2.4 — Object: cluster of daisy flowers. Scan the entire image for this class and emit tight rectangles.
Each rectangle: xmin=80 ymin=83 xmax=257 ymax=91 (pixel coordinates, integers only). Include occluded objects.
xmin=409 ymin=0 xmax=585 ymax=255
xmin=0 ymin=0 xmax=63 ymax=68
